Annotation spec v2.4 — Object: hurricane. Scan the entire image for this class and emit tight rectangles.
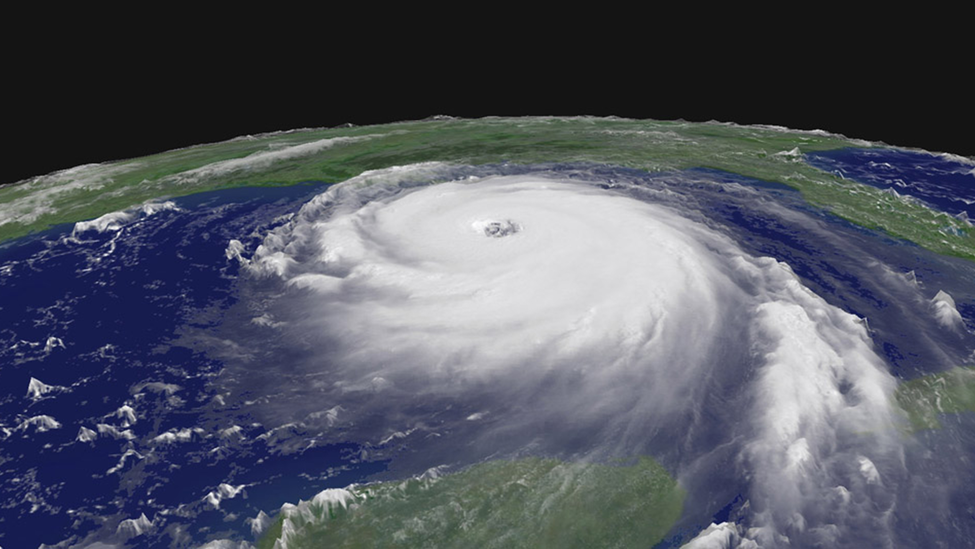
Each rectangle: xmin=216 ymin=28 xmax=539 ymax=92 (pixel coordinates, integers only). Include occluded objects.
xmin=218 ymin=166 xmax=906 ymax=548
xmin=3 ymin=118 xmax=974 ymax=549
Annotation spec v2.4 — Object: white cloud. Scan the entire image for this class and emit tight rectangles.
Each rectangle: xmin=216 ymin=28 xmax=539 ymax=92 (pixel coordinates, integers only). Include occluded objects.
xmin=26 ymin=377 xmax=68 ymax=400
xmin=96 ymin=423 xmax=136 ymax=441
xmin=151 ymin=427 xmax=204 ymax=445
xmin=77 ymin=426 xmax=98 ymax=443
xmin=18 ymin=415 xmax=61 ymax=433
xmin=168 ymin=135 xmax=375 ymax=187
xmin=683 ymin=522 xmax=753 ymax=549
xmin=116 ymin=513 xmax=153 ymax=538
xmin=0 ymin=162 xmax=143 ymax=227
xmin=203 ymin=483 xmax=247 ymax=510
xmin=931 ymin=289 xmax=965 ymax=330
xmin=71 ymin=200 xmax=179 ymax=237
xmin=238 ymin=170 xmax=906 ymax=547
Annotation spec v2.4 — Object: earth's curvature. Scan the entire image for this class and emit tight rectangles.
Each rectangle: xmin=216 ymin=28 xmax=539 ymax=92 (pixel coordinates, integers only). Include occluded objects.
xmin=1 ymin=117 xmax=974 ymax=549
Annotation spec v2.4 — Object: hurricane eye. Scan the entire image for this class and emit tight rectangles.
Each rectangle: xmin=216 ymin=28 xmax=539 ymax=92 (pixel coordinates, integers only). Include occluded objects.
xmin=474 ymin=219 xmax=520 ymax=238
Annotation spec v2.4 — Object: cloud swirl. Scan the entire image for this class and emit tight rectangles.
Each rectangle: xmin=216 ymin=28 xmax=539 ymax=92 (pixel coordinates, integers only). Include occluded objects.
xmin=240 ymin=169 xmax=905 ymax=548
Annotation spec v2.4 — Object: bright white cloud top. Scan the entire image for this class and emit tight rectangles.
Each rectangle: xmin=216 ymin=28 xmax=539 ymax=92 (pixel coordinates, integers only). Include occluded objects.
xmin=237 ymin=171 xmax=906 ymax=547
xmin=8 ymin=119 xmax=975 ymax=549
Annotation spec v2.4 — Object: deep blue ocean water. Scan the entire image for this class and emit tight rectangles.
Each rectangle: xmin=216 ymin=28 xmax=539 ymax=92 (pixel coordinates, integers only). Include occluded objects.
xmin=0 ymin=183 xmax=387 ymax=547
xmin=806 ymin=147 xmax=975 ymax=220
xmin=1 ymin=160 xmax=974 ymax=547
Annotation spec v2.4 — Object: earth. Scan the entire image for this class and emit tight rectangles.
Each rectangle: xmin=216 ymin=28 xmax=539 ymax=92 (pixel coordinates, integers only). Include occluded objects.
xmin=1 ymin=117 xmax=974 ymax=549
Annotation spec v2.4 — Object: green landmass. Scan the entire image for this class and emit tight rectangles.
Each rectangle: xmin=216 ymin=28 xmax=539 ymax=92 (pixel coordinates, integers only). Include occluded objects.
xmin=2 ymin=117 xmax=973 ymax=261
xmin=256 ymin=456 xmax=685 ymax=549
xmin=895 ymin=366 xmax=975 ymax=431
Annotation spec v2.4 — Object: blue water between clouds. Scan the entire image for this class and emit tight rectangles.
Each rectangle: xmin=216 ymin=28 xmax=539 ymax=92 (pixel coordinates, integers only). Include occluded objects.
xmin=0 ymin=183 xmax=387 ymax=547
xmin=806 ymin=147 xmax=975 ymax=220
xmin=1 ymin=157 xmax=972 ymax=547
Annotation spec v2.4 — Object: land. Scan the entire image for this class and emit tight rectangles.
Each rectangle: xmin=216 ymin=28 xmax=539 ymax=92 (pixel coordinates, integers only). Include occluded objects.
xmin=256 ymin=455 xmax=685 ymax=549
xmin=2 ymin=117 xmax=973 ymax=260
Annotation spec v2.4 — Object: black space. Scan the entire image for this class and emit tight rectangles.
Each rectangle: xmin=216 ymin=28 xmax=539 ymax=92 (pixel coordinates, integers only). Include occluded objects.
xmin=7 ymin=95 xmax=968 ymax=187
xmin=4 ymin=27 xmax=969 ymax=185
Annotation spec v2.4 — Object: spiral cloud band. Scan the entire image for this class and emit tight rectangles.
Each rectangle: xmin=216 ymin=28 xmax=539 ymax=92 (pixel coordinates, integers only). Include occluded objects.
xmin=240 ymin=168 xmax=905 ymax=547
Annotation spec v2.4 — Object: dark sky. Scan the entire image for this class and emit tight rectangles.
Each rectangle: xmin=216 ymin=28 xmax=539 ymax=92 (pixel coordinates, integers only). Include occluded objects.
xmin=5 ymin=29 xmax=969 ymax=185
xmin=6 ymin=91 xmax=968 ymax=186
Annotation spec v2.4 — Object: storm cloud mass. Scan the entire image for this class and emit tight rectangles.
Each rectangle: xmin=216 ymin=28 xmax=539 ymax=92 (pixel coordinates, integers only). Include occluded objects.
xmin=219 ymin=165 xmax=908 ymax=547
xmin=8 ymin=119 xmax=975 ymax=549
